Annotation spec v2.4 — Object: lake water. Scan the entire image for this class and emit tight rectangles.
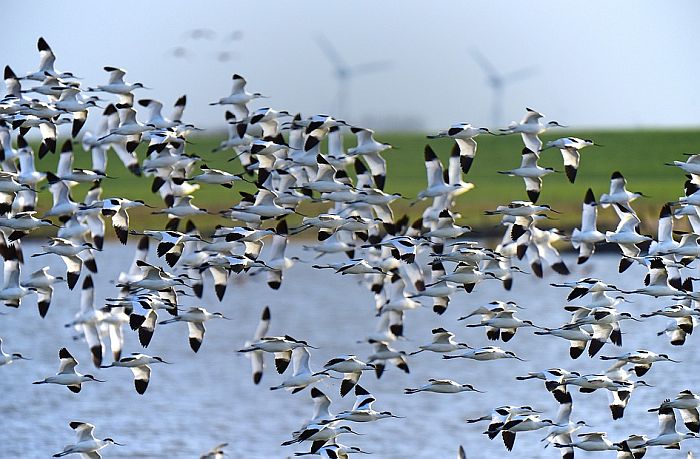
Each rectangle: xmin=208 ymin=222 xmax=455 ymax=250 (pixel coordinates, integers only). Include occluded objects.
xmin=1 ymin=242 xmax=699 ymax=458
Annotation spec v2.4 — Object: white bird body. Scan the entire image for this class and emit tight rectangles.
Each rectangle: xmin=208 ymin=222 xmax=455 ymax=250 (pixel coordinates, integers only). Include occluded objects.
xmin=53 ymin=421 xmax=122 ymax=457
xmin=411 ymin=328 xmax=469 ymax=354
xmin=405 ymin=379 xmax=481 ymax=394
xmin=443 ymin=346 xmax=523 ymax=361
xmin=33 ymin=348 xmax=103 ymax=392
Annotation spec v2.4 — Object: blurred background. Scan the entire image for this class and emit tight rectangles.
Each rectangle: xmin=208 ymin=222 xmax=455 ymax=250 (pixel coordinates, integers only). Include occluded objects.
xmin=4 ymin=0 xmax=700 ymax=131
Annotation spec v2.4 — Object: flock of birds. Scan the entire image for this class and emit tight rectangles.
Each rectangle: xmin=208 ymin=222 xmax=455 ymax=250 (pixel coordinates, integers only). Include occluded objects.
xmin=2 ymin=37 xmax=700 ymax=458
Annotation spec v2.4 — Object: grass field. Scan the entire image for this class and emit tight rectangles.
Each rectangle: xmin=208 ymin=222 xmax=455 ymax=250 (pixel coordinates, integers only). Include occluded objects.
xmin=29 ymin=128 xmax=700 ymax=236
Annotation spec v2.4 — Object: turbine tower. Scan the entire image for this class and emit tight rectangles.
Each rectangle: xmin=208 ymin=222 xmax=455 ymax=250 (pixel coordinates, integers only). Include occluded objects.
xmin=316 ymin=35 xmax=392 ymax=118
xmin=471 ymin=49 xmax=537 ymax=127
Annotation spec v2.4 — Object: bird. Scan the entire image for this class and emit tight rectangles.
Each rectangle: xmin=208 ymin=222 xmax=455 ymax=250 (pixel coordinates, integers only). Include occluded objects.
xmin=347 ymin=127 xmax=391 ymax=189
xmin=200 ymin=443 xmax=228 ymax=459
xmin=499 ymin=107 xmax=566 ymax=152
xmin=554 ymin=431 xmax=615 ymax=452
xmin=238 ymin=335 xmax=316 ymax=374
xmin=159 ymin=307 xmax=231 ymax=352
xmin=404 ymin=379 xmax=482 ymax=394
xmin=409 ymin=327 xmax=471 ymax=355
xmin=366 ymin=339 xmax=409 ymax=378
xmin=462 ymin=309 xmax=541 ymax=342
xmin=52 ymin=421 xmax=123 ymax=458
xmin=269 ymin=347 xmax=329 ymax=393
xmin=0 ymin=338 xmax=30 ymax=366
xmin=656 ymin=391 xmax=700 ymax=433
xmin=605 ymin=204 xmax=652 ymax=272
xmin=331 ymin=384 xmax=402 ymax=422
xmin=417 ymin=145 xmax=474 ymax=202
xmin=570 ymin=188 xmax=606 ymax=264
xmin=498 ymin=148 xmax=556 ymax=203
xmin=541 ymin=137 xmax=600 ymax=183
xmin=209 ymin=74 xmax=265 ymax=119
xmin=427 ymin=123 xmax=492 ymax=174
xmin=33 ymin=347 xmax=104 ymax=392
xmin=321 ymin=354 xmax=376 ymax=397
xmin=24 ymin=37 xmax=78 ymax=81
xmin=641 ymin=400 xmax=700 ymax=449
xmin=0 ymin=250 xmax=32 ymax=308
xmin=101 ymin=353 xmax=170 ymax=394
xmin=89 ymin=66 xmax=148 ymax=95
xmin=243 ymin=306 xmax=271 ymax=384
xmin=66 ymin=275 xmax=105 ymax=367
xmin=599 ymin=171 xmax=645 ymax=209
xmin=600 ymin=350 xmax=679 ymax=376
xmin=31 ymin=237 xmax=98 ymax=289
xmin=443 ymin=346 xmax=525 ymax=361
xmin=488 ymin=415 xmax=559 ymax=451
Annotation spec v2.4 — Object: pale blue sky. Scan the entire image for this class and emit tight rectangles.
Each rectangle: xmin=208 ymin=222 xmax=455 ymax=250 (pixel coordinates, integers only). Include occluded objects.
xmin=3 ymin=1 xmax=699 ymax=131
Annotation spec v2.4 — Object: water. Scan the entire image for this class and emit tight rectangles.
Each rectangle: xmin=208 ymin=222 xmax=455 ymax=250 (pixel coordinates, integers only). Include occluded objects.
xmin=1 ymin=242 xmax=699 ymax=458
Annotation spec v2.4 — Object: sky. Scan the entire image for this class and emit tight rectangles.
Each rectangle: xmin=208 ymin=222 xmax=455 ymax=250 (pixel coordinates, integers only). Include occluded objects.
xmin=3 ymin=1 xmax=700 ymax=132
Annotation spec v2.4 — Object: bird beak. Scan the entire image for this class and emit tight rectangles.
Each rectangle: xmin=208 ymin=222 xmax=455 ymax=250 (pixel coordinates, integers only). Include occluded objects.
xmin=221 ymin=315 xmax=233 ymax=320
xmin=94 ymin=378 xmax=107 ymax=383
xmin=669 ymin=358 xmax=681 ymax=363
xmin=113 ymin=441 xmax=125 ymax=446
xmin=548 ymin=208 xmax=561 ymax=214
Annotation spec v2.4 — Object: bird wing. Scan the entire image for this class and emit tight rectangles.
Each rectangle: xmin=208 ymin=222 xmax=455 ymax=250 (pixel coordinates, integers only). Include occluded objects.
xmin=112 ymin=208 xmax=129 ymax=245
xmin=105 ymin=66 xmax=127 ymax=84
xmin=2 ymin=259 xmax=20 ymax=290
xmin=521 ymin=109 xmax=543 ymax=124
xmin=292 ymin=347 xmax=312 ymax=377
xmin=130 ymin=364 xmax=151 ymax=384
xmin=73 ymin=422 xmax=96 ymax=443
xmin=187 ymin=322 xmax=205 ymax=344
xmin=254 ymin=306 xmax=271 ymax=340
xmin=80 ymin=276 xmax=95 ymax=314
xmin=108 ymin=320 xmax=124 ymax=362
xmin=580 ymin=191 xmax=598 ymax=232
xmin=560 ymin=147 xmax=580 ymax=183
xmin=81 ymin=316 xmax=103 ymax=357
xmin=521 ymin=133 xmax=542 ymax=153
xmin=658 ymin=405 xmax=678 ymax=435
xmin=424 ymin=149 xmax=445 ymax=188
xmin=451 ymin=139 xmax=476 ymax=180
xmin=230 ymin=75 xmax=247 ymax=94
xmin=58 ymin=348 xmax=79 ymax=373
xmin=363 ymin=153 xmax=387 ymax=189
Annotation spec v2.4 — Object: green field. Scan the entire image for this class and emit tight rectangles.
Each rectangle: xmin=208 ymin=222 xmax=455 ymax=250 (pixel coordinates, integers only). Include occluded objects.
xmin=30 ymin=128 xmax=700 ymax=236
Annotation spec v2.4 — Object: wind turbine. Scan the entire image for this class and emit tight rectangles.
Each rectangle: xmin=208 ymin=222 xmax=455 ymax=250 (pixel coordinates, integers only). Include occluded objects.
xmin=316 ymin=35 xmax=392 ymax=118
xmin=470 ymin=49 xmax=537 ymax=127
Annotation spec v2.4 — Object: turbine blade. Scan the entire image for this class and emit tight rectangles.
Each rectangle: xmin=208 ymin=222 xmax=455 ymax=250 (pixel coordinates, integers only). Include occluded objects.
xmin=315 ymin=34 xmax=347 ymax=70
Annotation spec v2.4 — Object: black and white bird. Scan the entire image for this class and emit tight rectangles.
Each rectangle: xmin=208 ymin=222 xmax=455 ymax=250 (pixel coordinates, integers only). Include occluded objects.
xmin=498 ymin=148 xmax=555 ymax=203
xmin=33 ymin=348 xmax=104 ymax=392
xmin=101 ymin=353 xmax=170 ymax=394
xmin=52 ymin=421 xmax=123 ymax=458
xmin=159 ymin=307 xmax=231 ymax=352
